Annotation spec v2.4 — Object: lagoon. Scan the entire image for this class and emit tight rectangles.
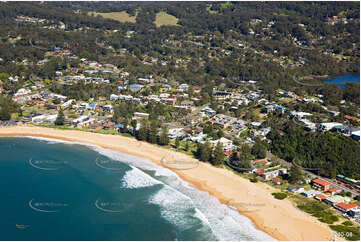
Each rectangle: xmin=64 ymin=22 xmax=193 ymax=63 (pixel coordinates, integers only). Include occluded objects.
xmin=325 ymin=74 xmax=360 ymax=88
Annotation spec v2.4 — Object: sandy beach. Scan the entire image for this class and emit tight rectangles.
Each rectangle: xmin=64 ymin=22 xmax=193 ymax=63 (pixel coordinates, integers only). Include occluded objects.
xmin=0 ymin=126 xmax=335 ymax=241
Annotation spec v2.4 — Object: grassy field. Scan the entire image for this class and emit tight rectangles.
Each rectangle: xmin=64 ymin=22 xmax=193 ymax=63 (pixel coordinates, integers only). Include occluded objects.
xmin=89 ymin=11 xmax=136 ymax=23
xmin=154 ymin=11 xmax=179 ymax=27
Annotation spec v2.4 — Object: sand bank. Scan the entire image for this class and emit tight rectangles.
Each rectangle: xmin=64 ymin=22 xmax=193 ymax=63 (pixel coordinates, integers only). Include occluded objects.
xmin=0 ymin=126 xmax=335 ymax=241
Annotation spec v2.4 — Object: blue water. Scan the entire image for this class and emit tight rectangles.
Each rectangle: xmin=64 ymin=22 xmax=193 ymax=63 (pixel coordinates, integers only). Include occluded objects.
xmin=326 ymin=74 xmax=360 ymax=88
xmin=0 ymin=137 xmax=274 ymax=241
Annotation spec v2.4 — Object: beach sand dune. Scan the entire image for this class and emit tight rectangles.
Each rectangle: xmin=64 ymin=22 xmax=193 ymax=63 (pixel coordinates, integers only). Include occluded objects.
xmin=0 ymin=126 xmax=335 ymax=241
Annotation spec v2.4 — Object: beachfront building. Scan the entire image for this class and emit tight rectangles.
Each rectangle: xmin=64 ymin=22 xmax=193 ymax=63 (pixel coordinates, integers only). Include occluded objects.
xmin=334 ymin=203 xmax=359 ymax=213
xmin=287 ymin=186 xmax=304 ymax=193
xmin=301 ymin=189 xmax=321 ymax=198
xmin=72 ymin=115 xmax=89 ymax=126
xmin=324 ymin=195 xmax=351 ymax=206
xmin=261 ymin=168 xmax=287 ymax=181
xmin=314 ymin=194 xmax=328 ymax=201
xmin=311 ymin=179 xmax=330 ymax=191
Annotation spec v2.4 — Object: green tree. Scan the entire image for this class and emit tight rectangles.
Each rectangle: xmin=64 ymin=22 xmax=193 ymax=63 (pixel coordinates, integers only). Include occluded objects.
xmin=158 ymin=126 xmax=169 ymax=146
xmin=54 ymin=109 xmax=65 ymax=125
xmin=185 ymin=141 xmax=190 ymax=151
xmin=230 ymin=150 xmax=251 ymax=171
xmin=130 ymin=119 xmax=137 ymax=136
xmin=0 ymin=103 xmax=11 ymax=121
xmin=200 ymin=141 xmax=212 ymax=162
xmin=212 ymin=142 xmax=224 ymax=166
xmin=175 ymin=137 xmax=180 ymax=148
xmin=289 ymin=164 xmax=303 ymax=184
xmin=251 ymin=140 xmax=267 ymax=159
xmin=137 ymin=120 xmax=148 ymax=141
xmin=148 ymin=120 xmax=157 ymax=144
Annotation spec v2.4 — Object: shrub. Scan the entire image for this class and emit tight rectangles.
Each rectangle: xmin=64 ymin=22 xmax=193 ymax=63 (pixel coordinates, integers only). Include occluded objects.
xmin=272 ymin=192 xmax=287 ymax=200
xmin=342 ymin=221 xmax=354 ymax=226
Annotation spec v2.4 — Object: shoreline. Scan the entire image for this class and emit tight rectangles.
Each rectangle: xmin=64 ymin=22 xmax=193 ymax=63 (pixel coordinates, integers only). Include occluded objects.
xmin=0 ymin=126 xmax=335 ymax=241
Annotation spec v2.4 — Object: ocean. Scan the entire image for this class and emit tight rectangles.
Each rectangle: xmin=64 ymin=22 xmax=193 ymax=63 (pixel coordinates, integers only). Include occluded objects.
xmin=0 ymin=137 xmax=274 ymax=241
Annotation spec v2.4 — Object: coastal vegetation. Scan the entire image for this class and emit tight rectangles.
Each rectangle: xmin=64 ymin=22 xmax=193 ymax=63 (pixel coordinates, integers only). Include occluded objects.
xmin=0 ymin=95 xmax=20 ymax=120
xmin=268 ymin=121 xmax=360 ymax=179
xmin=271 ymin=192 xmax=288 ymax=200
xmin=297 ymin=200 xmax=339 ymax=224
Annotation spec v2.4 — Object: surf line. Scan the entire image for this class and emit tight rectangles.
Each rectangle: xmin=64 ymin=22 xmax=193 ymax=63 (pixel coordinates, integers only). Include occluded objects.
xmin=28 ymin=199 xmax=58 ymax=213
xmin=28 ymin=158 xmax=62 ymax=171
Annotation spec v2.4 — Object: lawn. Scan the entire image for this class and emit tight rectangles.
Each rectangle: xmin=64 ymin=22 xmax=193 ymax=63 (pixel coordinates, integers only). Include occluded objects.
xmin=89 ymin=11 xmax=136 ymax=23
xmin=154 ymin=11 xmax=179 ymax=27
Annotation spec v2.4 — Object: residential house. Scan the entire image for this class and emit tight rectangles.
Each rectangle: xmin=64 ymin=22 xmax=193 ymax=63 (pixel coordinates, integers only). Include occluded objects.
xmin=312 ymin=179 xmax=330 ymax=191
xmin=211 ymin=137 xmax=233 ymax=151
xmin=209 ymin=114 xmax=237 ymax=128
xmin=261 ymin=168 xmax=287 ymax=181
xmin=335 ymin=203 xmax=359 ymax=213
xmin=186 ymin=116 xmax=203 ymax=126
xmin=324 ymin=195 xmax=351 ymax=206
xmin=254 ymin=169 xmax=265 ymax=176
xmin=160 ymin=84 xmax=172 ymax=92
xmin=351 ymin=130 xmax=360 ymax=141
xmin=180 ymin=101 xmax=194 ymax=109
xmin=178 ymin=83 xmax=189 ymax=92
xmin=72 ymin=116 xmax=89 ymax=126
xmin=318 ymin=122 xmax=343 ymax=132
xmin=133 ymin=112 xmax=149 ymax=119
xmin=301 ymin=189 xmax=321 ymax=198
xmin=347 ymin=207 xmax=360 ymax=219
xmin=264 ymin=104 xmax=286 ymax=114
xmin=314 ymin=194 xmax=327 ymax=201
xmin=290 ymin=111 xmax=313 ymax=120
xmin=288 ymin=186 xmax=305 ymax=193
xmin=214 ymin=91 xmax=232 ymax=100
xmin=129 ymin=84 xmax=143 ymax=92
xmin=272 ymin=177 xmax=282 ymax=185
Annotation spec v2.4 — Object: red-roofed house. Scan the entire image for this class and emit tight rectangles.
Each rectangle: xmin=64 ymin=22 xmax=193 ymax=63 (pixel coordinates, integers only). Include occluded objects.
xmin=335 ymin=203 xmax=359 ymax=213
xmin=254 ymin=169 xmax=265 ymax=176
xmin=328 ymin=187 xmax=340 ymax=195
xmin=272 ymin=177 xmax=281 ymax=185
xmin=224 ymin=150 xmax=233 ymax=156
xmin=312 ymin=179 xmax=330 ymax=191
xmin=315 ymin=194 xmax=327 ymax=201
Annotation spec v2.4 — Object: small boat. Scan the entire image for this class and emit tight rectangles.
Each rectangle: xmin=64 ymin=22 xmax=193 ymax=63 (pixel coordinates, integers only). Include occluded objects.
xmin=16 ymin=224 xmax=29 ymax=229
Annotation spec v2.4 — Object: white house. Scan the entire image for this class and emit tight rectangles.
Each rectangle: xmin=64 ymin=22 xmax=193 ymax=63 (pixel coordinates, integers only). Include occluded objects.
xmin=318 ymin=122 xmax=343 ymax=132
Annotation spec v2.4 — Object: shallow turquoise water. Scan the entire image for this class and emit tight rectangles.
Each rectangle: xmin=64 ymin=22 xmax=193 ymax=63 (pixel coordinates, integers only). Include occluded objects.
xmin=0 ymin=137 xmax=274 ymax=241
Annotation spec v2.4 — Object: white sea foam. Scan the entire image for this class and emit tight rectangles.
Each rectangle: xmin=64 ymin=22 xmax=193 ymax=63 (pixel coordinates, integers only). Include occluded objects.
xmin=121 ymin=166 xmax=162 ymax=189
xmin=22 ymin=136 xmax=275 ymax=241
